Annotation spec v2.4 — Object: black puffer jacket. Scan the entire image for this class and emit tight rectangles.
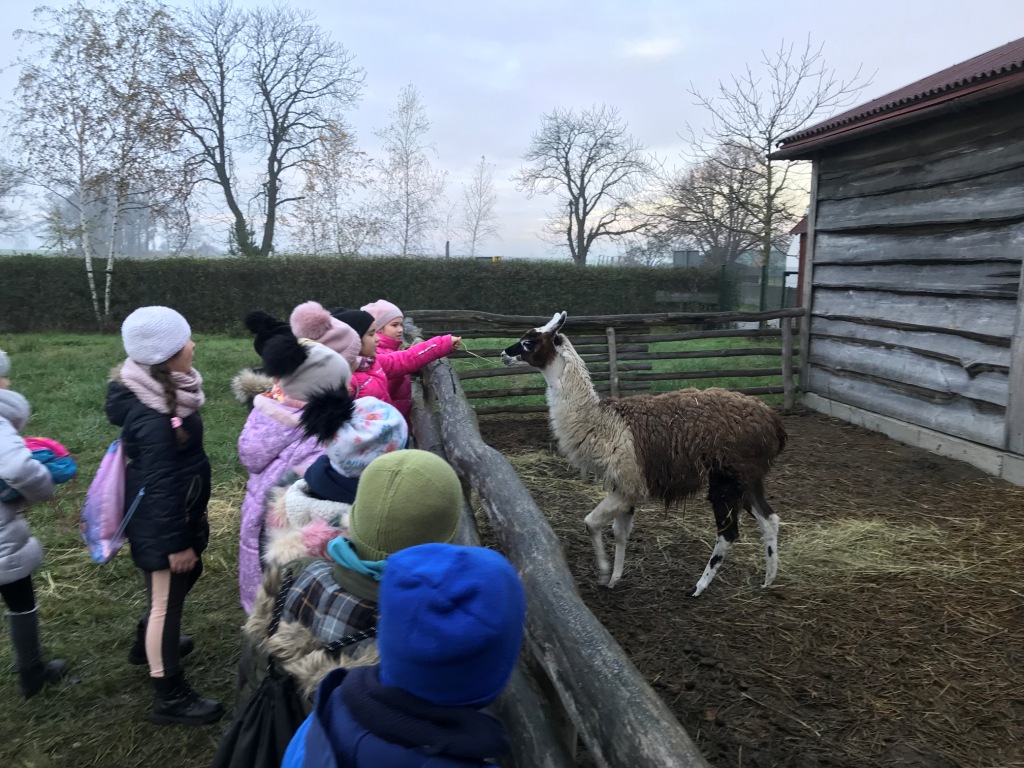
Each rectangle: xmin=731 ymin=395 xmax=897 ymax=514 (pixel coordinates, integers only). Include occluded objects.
xmin=105 ymin=379 xmax=211 ymax=572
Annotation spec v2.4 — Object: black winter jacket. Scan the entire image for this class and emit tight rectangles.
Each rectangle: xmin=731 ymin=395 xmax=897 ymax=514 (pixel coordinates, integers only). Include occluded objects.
xmin=105 ymin=380 xmax=211 ymax=572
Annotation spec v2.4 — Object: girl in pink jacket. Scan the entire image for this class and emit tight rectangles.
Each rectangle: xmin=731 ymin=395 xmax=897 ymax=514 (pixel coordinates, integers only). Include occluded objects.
xmin=362 ymin=300 xmax=461 ymax=419
xmin=291 ymin=302 xmax=459 ymax=417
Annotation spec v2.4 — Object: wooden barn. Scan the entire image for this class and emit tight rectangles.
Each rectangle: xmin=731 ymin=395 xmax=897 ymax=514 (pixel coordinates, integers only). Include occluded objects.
xmin=771 ymin=36 xmax=1024 ymax=485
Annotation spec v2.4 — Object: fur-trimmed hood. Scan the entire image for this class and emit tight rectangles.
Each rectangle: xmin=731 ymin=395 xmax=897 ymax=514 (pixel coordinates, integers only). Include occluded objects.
xmin=231 ymin=367 xmax=274 ymax=408
xmin=263 ymin=479 xmax=351 ymax=568
xmin=245 ymin=564 xmax=377 ymax=698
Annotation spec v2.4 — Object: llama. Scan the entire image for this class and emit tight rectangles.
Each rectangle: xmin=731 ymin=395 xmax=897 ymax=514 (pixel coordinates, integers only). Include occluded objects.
xmin=501 ymin=311 xmax=787 ymax=596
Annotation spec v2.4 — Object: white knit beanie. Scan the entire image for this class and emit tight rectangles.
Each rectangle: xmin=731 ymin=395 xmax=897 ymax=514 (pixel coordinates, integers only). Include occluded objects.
xmin=121 ymin=306 xmax=192 ymax=365
xmin=0 ymin=349 xmax=9 ymax=378
xmin=279 ymin=341 xmax=352 ymax=402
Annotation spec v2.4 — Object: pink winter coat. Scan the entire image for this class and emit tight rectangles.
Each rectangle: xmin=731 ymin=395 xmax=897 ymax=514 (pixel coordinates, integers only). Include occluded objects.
xmin=236 ymin=394 xmax=324 ymax=613
xmin=375 ymin=335 xmax=457 ymax=418
xmin=348 ymin=359 xmax=391 ymax=403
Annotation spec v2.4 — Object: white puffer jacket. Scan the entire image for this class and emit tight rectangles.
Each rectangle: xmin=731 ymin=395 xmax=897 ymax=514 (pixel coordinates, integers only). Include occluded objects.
xmin=0 ymin=389 xmax=53 ymax=586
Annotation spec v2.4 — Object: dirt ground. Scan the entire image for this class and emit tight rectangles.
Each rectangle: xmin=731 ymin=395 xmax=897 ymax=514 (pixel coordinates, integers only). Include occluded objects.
xmin=477 ymin=407 xmax=1024 ymax=768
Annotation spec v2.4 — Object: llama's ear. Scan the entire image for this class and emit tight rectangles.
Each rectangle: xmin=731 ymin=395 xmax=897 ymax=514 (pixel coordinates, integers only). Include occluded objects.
xmin=538 ymin=311 xmax=566 ymax=334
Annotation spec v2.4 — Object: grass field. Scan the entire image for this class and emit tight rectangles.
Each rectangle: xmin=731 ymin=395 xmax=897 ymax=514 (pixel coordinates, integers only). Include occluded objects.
xmin=0 ymin=330 xmax=784 ymax=767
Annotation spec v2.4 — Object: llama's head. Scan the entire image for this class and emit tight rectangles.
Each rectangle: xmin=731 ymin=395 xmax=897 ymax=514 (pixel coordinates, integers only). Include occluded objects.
xmin=501 ymin=311 xmax=567 ymax=369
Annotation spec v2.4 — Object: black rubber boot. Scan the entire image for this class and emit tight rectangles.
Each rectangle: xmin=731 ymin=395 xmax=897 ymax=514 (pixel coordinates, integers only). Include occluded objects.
xmin=127 ymin=619 xmax=194 ymax=666
xmin=7 ymin=608 xmax=69 ymax=698
xmin=150 ymin=672 xmax=224 ymax=726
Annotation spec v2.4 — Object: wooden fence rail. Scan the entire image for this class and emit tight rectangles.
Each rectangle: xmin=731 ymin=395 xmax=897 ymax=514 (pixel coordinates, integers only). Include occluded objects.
xmin=412 ymin=331 xmax=712 ymax=768
xmin=410 ymin=308 xmax=806 ymax=414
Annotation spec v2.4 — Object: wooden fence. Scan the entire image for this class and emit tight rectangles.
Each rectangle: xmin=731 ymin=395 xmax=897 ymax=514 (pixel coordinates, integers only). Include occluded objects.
xmin=410 ymin=308 xmax=805 ymax=415
xmin=407 ymin=333 xmax=712 ymax=768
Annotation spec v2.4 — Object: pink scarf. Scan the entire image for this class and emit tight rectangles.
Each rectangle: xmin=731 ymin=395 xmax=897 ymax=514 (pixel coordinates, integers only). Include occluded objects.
xmin=120 ymin=359 xmax=205 ymax=418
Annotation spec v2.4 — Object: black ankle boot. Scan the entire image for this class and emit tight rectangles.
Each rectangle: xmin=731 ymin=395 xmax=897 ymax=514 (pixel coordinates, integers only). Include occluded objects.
xmin=150 ymin=672 xmax=224 ymax=726
xmin=128 ymin=619 xmax=195 ymax=665
xmin=7 ymin=609 xmax=69 ymax=698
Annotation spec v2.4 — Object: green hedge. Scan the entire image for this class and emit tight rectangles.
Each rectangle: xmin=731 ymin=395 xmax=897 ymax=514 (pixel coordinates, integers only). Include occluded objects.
xmin=0 ymin=255 xmax=724 ymax=334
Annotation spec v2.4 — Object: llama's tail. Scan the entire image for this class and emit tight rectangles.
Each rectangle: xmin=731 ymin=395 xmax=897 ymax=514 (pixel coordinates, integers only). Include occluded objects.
xmin=773 ymin=414 xmax=788 ymax=456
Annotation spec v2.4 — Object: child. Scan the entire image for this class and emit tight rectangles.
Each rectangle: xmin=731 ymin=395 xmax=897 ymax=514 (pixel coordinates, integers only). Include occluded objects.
xmin=262 ymin=395 xmax=408 ymax=564
xmin=105 ymin=306 xmax=222 ymax=726
xmin=236 ymin=311 xmax=353 ymax=614
xmin=0 ymin=349 xmax=70 ymax=698
xmin=237 ymin=449 xmax=464 ymax=714
xmin=290 ymin=302 xmax=390 ymax=401
xmin=282 ymin=541 xmax=526 ymax=767
xmin=361 ymin=299 xmax=461 ymax=419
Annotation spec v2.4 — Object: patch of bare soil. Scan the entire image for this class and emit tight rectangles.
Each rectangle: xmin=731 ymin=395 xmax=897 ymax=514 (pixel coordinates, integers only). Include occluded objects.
xmin=478 ymin=407 xmax=1024 ymax=768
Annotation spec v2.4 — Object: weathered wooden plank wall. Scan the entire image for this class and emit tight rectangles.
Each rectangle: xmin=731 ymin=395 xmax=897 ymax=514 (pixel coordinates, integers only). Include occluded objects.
xmin=805 ymin=99 xmax=1024 ymax=454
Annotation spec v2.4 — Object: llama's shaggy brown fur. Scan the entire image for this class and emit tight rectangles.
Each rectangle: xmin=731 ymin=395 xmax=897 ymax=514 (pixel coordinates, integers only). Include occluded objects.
xmin=607 ymin=387 xmax=787 ymax=504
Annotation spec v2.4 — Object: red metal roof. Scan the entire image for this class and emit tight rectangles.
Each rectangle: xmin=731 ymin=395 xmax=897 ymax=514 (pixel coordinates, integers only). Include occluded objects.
xmin=774 ymin=36 xmax=1024 ymax=157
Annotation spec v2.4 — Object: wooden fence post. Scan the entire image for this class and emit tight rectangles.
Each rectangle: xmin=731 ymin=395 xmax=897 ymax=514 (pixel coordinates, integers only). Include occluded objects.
xmin=605 ymin=326 xmax=620 ymax=398
xmin=781 ymin=316 xmax=795 ymax=411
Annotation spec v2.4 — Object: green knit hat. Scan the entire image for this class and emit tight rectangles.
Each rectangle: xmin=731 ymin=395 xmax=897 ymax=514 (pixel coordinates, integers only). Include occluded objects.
xmin=348 ymin=450 xmax=463 ymax=562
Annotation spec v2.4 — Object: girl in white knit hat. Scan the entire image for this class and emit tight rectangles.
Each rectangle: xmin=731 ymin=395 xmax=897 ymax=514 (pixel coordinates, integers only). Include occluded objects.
xmin=105 ymin=306 xmax=223 ymax=726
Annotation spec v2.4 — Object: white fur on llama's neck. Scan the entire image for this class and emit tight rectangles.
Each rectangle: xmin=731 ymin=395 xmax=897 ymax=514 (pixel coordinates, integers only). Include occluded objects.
xmin=541 ymin=339 xmax=643 ymax=495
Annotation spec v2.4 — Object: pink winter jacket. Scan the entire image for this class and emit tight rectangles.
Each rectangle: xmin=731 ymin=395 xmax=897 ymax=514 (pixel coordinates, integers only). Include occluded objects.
xmin=374 ymin=335 xmax=457 ymax=418
xmin=236 ymin=394 xmax=324 ymax=613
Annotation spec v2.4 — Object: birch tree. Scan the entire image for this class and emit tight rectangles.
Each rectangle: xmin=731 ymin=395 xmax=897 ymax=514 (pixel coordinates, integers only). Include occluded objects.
xmin=11 ymin=0 xmax=191 ymax=324
xmin=290 ymin=118 xmax=381 ymax=255
xmin=512 ymin=104 xmax=657 ymax=266
xmin=461 ymin=156 xmax=500 ymax=257
xmin=0 ymin=156 xmax=26 ymax=238
xmin=373 ymin=85 xmax=448 ymax=257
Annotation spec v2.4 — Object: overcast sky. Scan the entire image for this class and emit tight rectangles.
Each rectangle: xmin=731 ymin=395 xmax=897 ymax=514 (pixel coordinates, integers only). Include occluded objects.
xmin=1 ymin=0 xmax=1022 ymax=259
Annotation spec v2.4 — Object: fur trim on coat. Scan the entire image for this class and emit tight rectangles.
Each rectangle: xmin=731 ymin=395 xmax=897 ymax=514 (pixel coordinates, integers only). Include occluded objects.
xmin=232 ymin=368 xmax=274 ymax=407
xmin=263 ymin=479 xmax=350 ymax=567
xmin=244 ymin=563 xmax=377 ymax=699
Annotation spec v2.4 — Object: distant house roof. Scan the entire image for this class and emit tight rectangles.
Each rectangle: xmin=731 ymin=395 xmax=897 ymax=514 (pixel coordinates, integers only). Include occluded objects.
xmin=772 ymin=36 xmax=1024 ymax=159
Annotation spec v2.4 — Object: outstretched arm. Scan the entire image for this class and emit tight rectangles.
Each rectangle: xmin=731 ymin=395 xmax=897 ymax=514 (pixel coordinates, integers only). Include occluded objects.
xmin=376 ymin=335 xmax=458 ymax=379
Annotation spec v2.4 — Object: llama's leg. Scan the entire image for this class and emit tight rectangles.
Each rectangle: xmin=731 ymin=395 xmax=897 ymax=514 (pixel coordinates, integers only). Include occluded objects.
xmin=607 ymin=506 xmax=635 ymax=589
xmin=748 ymin=487 xmax=781 ymax=588
xmin=584 ymin=492 xmax=629 ymax=587
xmin=693 ymin=474 xmax=742 ymax=597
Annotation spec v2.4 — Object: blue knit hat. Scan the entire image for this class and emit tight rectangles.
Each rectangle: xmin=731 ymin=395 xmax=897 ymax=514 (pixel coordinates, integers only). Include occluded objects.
xmin=378 ymin=543 xmax=526 ymax=708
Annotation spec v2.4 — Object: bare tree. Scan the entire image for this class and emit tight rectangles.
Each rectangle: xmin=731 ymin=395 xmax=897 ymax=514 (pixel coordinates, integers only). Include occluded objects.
xmin=662 ymin=142 xmax=766 ymax=268
xmin=513 ymin=104 xmax=657 ymax=266
xmin=688 ymin=37 xmax=867 ymax=268
xmin=373 ymin=84 xmax=448 ymax=257
xmin=289 ymin=118 xmax=381 ymax=255
xmin=10 ymin=0 xmax=192 ymax=323
xmin=0 ymin=156 xmax=26 ymax=238
xmin=168 ymin=1 xmax=365 ymax=257
xmin=461 ymin=155 xmax=500 ymax=257
xmin=618 ymin=233 xmax=673 ymax=267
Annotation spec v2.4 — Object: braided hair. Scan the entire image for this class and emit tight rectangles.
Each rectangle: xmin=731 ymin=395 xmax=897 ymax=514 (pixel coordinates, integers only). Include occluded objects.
xmin=150 ymin=362 xmax=189 ymax=445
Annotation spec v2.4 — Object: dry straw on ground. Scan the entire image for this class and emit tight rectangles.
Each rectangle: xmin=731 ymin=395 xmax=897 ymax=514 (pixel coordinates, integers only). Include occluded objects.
xmin=479 ymin=409 xmax=1024 ymax=768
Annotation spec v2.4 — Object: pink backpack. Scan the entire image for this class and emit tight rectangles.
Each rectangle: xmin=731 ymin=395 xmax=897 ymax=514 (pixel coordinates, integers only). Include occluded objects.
xmin=79 ymin=437 xmax=145 ymax=564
